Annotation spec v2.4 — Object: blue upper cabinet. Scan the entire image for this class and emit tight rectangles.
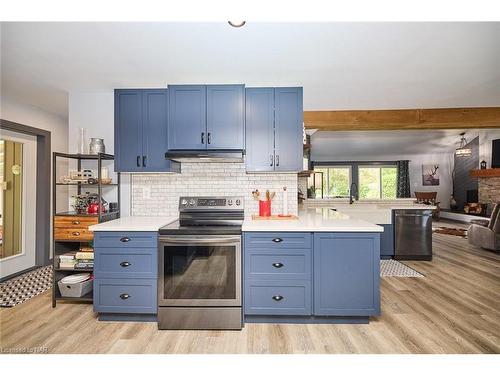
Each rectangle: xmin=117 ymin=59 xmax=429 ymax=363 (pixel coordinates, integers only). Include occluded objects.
xmin=246 ymin=87 xmax=303 ymax=172
xmin=114 ymin=89 xmax=179 ymax=173
xmin=274 ymin=88 xmax=303 ymax=172
xmin=168 ymin=85 xmax=206 ymax=150
xmin=245 ymin=88 xmax=275 ymax=172
xmin=115 ymin=90 xmax=143 ymax=172
xmin=142 ymin=90 xmax=180 ymax=173
xmin=206 ymin=85 xmax=244 ymax=149
xmin=168 ymin=84 xmax=244 ymax=150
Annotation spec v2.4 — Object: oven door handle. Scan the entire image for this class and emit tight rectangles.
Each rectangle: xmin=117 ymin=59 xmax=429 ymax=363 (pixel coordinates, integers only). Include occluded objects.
xmin=159 ymin=236 xmax=241 ymax=245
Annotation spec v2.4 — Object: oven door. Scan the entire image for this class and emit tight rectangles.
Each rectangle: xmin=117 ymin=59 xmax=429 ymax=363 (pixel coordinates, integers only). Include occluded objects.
xmin=158 ymin=235 xmax=242 ymax=307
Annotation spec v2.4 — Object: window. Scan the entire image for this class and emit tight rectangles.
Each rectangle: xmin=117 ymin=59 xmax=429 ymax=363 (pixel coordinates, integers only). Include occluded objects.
xmin=312 ymin=166 xmax=351 ymax=198
xmin=359 ymin=166 xmax=397 ymax=199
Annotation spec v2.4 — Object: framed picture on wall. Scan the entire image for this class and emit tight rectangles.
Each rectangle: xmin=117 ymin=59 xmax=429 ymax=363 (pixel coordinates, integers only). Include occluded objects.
xmin=422 ymin=164 xmax=439 ymax=186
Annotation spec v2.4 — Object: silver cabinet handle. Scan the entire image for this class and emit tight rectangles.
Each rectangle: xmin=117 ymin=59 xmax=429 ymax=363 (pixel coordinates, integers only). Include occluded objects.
xmin=119 ymin=293 xmax=130 ymax=300
xmin=207 ymin=132 xmax=211 ymax=144
xmin=120 ymin=237 xmax=130 ymax=242
xmin=159 ymin=236 xmax=240 ymax=245
xmin=272 ymin=238 xmax=283 ymax=243
xmin=276 ymin=155 xmax=280 ymax=166
xmin=201 ymin=132 xmax=205 ymax=144
xmin=272 ymin=262 xmax=284 ymax=268
xmin=72 ymin=220 xmax=80 ymax=225
xmin=270 ymin=155 xmax=274 ymax=166
xmin=272 ymin=295 xmax=284 ymax=301
xmin=72 ymin=231 xmax=80 ymax=236
xmin=120 ymin=261 xmax=131 ymax=268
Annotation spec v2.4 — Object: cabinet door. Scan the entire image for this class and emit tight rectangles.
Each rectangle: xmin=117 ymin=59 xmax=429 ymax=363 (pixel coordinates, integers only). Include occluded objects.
xmin=274 ymin=87 xmax=303 ymax=172
xmin=168 ymin=85 xmax=206 ymax=150
xmin=206 ymin=85 xmax=245 ymax=149
xmin=313 ymin=233 xmax=380 ymax=316
xmin=245 ymin=88 xmax=275 ymax=172
xmin=114 ymin=90 xmax=143 ymax=172
xmin=142 ymin=89 xmax=180 ymax=172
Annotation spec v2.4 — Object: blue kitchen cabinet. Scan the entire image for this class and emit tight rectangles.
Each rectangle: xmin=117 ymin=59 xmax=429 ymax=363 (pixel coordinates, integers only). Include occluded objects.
xmin=114 ymin=89 xmax=180 ymax=172
xmin=313 ymin=233 xmax=380 ymax=316
xmin=93 ymin=231 xmax=158 ymax=318
xmin=245 ymin=87 xmax=303 ymax=172
xmin=167 ymin=84 xmax=245 ymax=151
xmin=380 ymin=224 xmax=394 ymax=258
xmin=114 ymin=90 xmax=143 ymax=172
xmin=245 ymin=88 xmax=275 ymax=172
xmin=274 ymin=88 xmax=303 ymax=172
xmin=206 ymin=85 xmax=245 ymax=149
xmin=168 ymin=85 xmax=207 ymax=150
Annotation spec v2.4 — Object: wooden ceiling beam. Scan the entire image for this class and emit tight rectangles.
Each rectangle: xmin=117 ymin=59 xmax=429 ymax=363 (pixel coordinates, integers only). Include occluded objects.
xmin=303 ymin=107 xmax=500 ymax=131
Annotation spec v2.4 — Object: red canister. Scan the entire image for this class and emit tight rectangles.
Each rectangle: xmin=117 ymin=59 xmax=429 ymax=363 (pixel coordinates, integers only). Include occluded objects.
xmin=259 ymin=200 xmax=271 ymax=217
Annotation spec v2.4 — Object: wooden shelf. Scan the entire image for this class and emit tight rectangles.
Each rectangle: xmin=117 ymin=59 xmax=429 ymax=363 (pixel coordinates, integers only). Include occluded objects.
xmin=470 ymin=168 xmax=500 ymax=178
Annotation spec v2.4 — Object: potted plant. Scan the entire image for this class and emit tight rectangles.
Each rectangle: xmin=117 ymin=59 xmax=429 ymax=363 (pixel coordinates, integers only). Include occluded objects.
xmin=72 ymin=193 xmax=89 ymax=214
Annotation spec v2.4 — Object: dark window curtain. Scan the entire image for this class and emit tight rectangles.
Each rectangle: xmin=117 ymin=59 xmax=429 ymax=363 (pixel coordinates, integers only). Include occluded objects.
xmin=396 ymin=160 xmax=411 ymax=198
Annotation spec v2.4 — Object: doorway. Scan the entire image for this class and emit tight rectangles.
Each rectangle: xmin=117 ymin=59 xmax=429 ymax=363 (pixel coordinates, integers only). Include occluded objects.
xmin=0 ymin=130 xmax=37 ymax=279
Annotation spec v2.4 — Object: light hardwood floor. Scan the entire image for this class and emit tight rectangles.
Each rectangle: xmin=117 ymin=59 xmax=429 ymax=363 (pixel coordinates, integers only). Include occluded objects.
xmin=1 ymin=223 xmax=499 ymax=354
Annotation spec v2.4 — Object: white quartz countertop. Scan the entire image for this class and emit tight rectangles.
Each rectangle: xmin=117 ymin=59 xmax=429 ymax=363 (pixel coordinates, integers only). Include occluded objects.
xmin=89 ymin=216 xmax=178 ymax=232
xmin=242 ymin=208 xmax=384 ymax=232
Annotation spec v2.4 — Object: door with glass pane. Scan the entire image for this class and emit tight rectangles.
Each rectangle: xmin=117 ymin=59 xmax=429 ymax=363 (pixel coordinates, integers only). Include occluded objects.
xmin=0 ymin=131 xmax=37 ymax=279
xmin=359 ymin=166 xmax=397 ymax=199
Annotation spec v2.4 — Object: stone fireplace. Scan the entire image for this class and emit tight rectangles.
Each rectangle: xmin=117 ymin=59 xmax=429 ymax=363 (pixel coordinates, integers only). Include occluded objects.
xmin=478 ymin=177 xmax=500 ymax=214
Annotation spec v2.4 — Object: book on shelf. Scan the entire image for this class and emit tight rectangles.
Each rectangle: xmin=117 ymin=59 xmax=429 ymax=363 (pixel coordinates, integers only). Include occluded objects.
xmin=79 ymin=245 xmax=94 ymax=253
xmin=59 ymin=253 xmax=76 ymax=261
xmin=75 ymin=263 xmax=94 ymax=269
xmin=75 ymin=252 xmax=94 ymax=260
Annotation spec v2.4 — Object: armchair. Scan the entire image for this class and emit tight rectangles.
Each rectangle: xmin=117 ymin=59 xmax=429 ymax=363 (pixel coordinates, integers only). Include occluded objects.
xmin=468 ymin=203 xmax=500 ymax=251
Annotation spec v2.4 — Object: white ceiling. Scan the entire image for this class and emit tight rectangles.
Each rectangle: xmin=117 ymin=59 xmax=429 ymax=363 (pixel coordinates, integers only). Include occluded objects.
xmin=310 ymin=129 xmax=500 ymax=160
xmin=1 ymin=22 xmax=500 ymax=118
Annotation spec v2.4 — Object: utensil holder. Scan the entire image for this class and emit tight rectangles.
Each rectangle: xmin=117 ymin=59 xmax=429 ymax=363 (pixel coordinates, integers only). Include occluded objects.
xmin=259 ymin=200 xmax=271 ymax=217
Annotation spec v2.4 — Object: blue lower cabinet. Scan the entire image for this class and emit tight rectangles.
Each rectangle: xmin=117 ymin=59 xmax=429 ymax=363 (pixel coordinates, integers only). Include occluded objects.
xmin=380 ymin=224 xmax=394 ymax=258
xmin=93 ymin=231 xmax=158 ymax=318
xmin=93 ymin=278 xmax=157 ymax=314
xmin=313 ymin=233 xmax=380 ymax=316
xmin=94 ymin=247 xmax=157 ymax=279
xmin=244 ymin=280 xmax=312 ymax=316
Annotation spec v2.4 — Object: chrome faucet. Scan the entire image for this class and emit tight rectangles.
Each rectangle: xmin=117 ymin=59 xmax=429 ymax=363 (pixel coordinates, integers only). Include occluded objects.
xmin=349 ymin=182 xmax=358 ymax=204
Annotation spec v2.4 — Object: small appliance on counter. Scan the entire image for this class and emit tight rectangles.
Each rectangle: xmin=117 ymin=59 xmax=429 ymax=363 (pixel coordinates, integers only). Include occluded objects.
xmin=158 ymin=196 xmax=244 ymax=330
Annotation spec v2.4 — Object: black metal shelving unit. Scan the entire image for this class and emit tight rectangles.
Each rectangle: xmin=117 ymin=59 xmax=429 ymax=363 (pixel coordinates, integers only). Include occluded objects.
xmin=52 ymin=152 xmax=120 ymax=307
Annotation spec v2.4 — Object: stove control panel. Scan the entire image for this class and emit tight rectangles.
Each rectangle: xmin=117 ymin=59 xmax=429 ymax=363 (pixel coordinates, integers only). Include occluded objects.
xmin=179 ymin=196 xmax=244 ymax=209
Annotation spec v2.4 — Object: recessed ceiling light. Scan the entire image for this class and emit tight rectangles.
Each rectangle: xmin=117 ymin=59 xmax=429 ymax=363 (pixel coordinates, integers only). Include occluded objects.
xmin=228 ymin=21 xmax=246 ymax=28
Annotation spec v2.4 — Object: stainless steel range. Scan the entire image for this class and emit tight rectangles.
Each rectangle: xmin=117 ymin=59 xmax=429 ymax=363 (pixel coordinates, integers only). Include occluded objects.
xmin=157 ymin=196 xmax=244 ymax=330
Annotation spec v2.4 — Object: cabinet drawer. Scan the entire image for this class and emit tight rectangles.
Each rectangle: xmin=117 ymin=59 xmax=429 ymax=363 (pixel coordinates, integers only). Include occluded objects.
xmin=94 ymin=247 xmax=157 ymax=279
xmin=93 ymin=278 xmax=157 ymax=314
xmin=94 ymin=231 xmax=157 ymax=248
xmin=246 ymin=249 xmax=311 ymax=280
xmin=54 ymin=228 xmax=93 ymax=241
xmin=244 ymin=232 xmax=312 ymax=249
xmin=54 ymin=215 xmax=99 ymax=229
xmin=244 ymin=280 xmax=312 ymax=316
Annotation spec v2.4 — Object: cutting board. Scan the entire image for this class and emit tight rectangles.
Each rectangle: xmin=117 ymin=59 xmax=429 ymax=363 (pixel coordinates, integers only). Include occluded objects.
xmin=251 ymin=215 xmax=299 ymax=220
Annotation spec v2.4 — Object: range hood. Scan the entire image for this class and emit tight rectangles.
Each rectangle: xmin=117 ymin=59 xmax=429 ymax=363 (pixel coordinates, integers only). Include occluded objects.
xmin=165 ymin=150 xmax=244 ymax=163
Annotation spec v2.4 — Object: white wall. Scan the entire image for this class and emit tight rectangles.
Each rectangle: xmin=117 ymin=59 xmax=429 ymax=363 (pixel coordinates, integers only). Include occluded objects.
xmin=1 ymin=96 xmax=69 ymax=256
xmin=479 ymin=129 xmax=500 ymax=168
xmin=68 ymin=91 xmax=131 ymax=216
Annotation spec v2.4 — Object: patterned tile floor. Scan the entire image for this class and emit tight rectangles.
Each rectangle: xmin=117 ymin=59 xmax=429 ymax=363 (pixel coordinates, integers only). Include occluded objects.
xmin=0 ymin=265 xmax=53 ymax=308
xmin=380 ymin=259 xmax=424 ymax=277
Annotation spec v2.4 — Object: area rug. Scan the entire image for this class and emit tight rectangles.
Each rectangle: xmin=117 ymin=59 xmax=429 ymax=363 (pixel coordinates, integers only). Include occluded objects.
xmin=0 ymin=265 xmax=52 ymax=308
xmin=380 ymin=260 xmax=424 ymax=277
xmin=433 ymin=226 xmax=467 ymax=237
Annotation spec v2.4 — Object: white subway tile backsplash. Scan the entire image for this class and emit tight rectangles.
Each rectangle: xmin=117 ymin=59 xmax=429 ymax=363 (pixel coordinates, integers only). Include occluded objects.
xmin=131 ymin=162 xmax=298 ymax=217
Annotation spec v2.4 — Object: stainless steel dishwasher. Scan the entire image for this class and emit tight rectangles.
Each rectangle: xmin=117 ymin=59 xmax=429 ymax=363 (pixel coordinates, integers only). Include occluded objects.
xmin=393 ymin=209 xmax=433 ymax=261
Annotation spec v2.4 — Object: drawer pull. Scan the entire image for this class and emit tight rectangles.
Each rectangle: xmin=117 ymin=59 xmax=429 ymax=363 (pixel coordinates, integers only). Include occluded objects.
xmin=272 ymin=262 xmax=284 ymax=268
xmin=72 ymin=220 xmax=81 ymax=225
xmin=120 ymin=237 xmax=131 ymax=243
xmin=119 ymin=293 xmax=130 ymax=300
xmin=120 ymin=261 xmax=131 ymax=268
xmin=272 ymin=295 xmax=284 ymax=302
xmin=72 ymin=231 xmax=80 ymax=236
xmin=272 ymin=238 xmax=283 ymax=243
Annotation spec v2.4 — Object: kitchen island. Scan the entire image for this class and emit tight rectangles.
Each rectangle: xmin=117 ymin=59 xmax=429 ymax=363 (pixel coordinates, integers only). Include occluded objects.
xmin=243 ymin=207 xmax=383 ymax=324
